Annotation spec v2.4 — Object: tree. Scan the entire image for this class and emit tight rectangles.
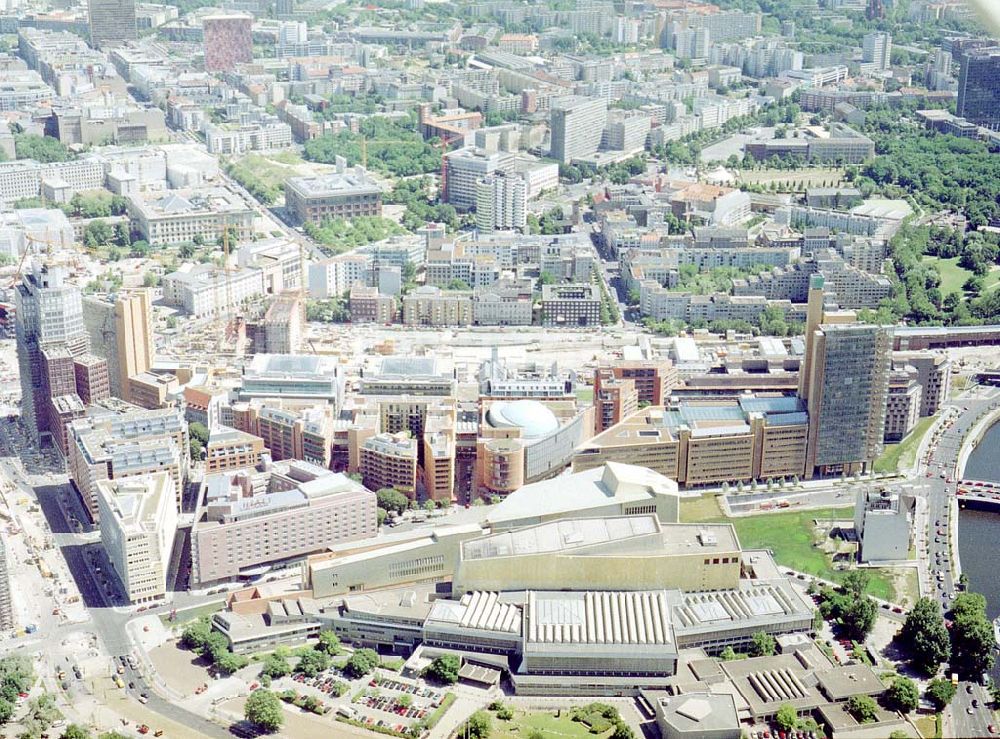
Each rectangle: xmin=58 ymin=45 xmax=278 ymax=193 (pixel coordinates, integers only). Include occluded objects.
xmin=776 ymin=704 xmax=798 ymax=732
xmin=899 ymin=598 xmax=951 ymax=675
xmin=845 ymin=695 xmax=878 ymax=724
xmin=61 ymin=725 xmax=91 ymax=739
xmin=926 ymin=678 xmax=956 ymax=710
xmin=889 ymin=731 xmax=910 ymax=739
xmin=14 ymin=133 xmax=70 ymax=163
xmin=424 ymin=654 xmax=460 ymax=684
xmin=886 ymin=677 xmax=919 ymax=714
xmin=260 ymin=652 xmax=292 ymax=679
xmin=189 ymin=422 xmax=210 ymax=445
xmin=0 ymin=697 xmax=12 ymax=725
xmin=215 ymin=651 xmax=249 ymax=675
xmin=950 ymin=591 xmax=996 ymax=677
xmin=316 ymin=631 xmax=341 ymax=656
xmin=750 ymin=631 xmax=776 ymax=658
xmin=295 ymin=649 xmax=330 ymax=678
xmin=539 ymin=271 xmax=557 ymax=285
xmin=376 ymin=488 xmax=409 ymax=515
xmin=840 ymin=571 xmax=878 ymax=640
xmin=462 ymin=710 xmax=492 ymax=739
xmin=0 ymin=656 xmax=34 ymax=705
xmin=719 ymin=646 xmax=739 ymax=661
xmin=343 ymin=648 xmax=379 ymax=679
xmin=84 ymin=220 xmax=115 ymax=248
xmin=611 ymin=721 xmax=634 ymax=739
xmin=245 ymin=689 xmax=284 ymax=732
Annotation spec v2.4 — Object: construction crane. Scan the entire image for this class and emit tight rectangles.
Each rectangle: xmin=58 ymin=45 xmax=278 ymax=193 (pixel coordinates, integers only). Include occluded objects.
xmin=7 ymin=234 xmax=65 ymax=289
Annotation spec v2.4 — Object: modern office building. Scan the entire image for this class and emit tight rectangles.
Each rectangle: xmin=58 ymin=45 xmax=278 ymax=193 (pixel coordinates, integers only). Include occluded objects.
xmin=128 ymin=187 xmax=254 ymax=246
xmin=854 ymin=487 xmax=912 ymax=562
xmin=240 ymin=354 xmax=345 ymax=407
xmin=574 ymin=398 xmax=809 ymax=487
xmin=957 ymin=46 xmax=1000 ymax=130
xmin=261 ymin=294 xmax=305 ymax=354
xmin=0 ymin=534 xmax=12 ymax=630
xmin=594 ymin=376 xmax=638 ymax=434
xmin=862 ymin=32 xmax=891 ymax=70
xmin=550 ymin=96 xmax=607 ymax=164
xmin=82 ymin=289 xmax=154 ymax=403
xmin=285 ymin=168 xmax=383 ymax=226
xmin=203 ymin=13 xmax=253 ymax=72
xmin=95 ymin=472 xmax=177 ymax=603
xmin=444 ymin=148 xmax=513 ymax=209
xmin=799 ymin=275 xmax=893 ymax=477
xmin=540 ymin=284 xmax=602 ymax=326
xmin=89 ymin=0 xmax=138 ymax=48
xmin=66 ymin=403 xmax=188 ymax=519
xmin=191 ymin=460 xmax=376 ymax=584
xmin=15 ymin=261 xmax=106 ymax=449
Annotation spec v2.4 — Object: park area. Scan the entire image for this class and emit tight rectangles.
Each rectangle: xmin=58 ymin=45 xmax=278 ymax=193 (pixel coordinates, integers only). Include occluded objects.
xmin=493 ymin=710 xmax=614 ymax=738
xmin=681 ymin=498 xmax=918 ymax=605
xmin=922 ymin=255 xmax=1000 ymax=297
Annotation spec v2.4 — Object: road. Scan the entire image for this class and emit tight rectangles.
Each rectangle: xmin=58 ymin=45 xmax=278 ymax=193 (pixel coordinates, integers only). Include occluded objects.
xmin=917 ymin=383 xmax=999 ymax=738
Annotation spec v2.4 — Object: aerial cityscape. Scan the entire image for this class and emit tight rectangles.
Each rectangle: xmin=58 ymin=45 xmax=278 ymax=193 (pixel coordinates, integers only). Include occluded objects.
xmin=0 ymin=0 xmax=999 ymax=737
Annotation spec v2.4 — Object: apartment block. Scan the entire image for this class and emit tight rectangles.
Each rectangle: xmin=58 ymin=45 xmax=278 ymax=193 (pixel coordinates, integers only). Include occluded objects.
xmin=360 ymin=432 xmax=418 ymax=496
xmin=205 ymin=426 xmax=266 ymax=474
xmin=402 ymin=286 xmax=473 ymax=327
xmin=893 ymin=351 xmax=950 ymax=416
xmin=262 ymin=294 xmax=305 ymax=354
xmin=349 ymin=285 xmax=396 ymax=324
xmin=884 ymin=368 xmax=922 ymax=443
xmin=594 ymin=360 xmax=678 ymax=407
xmin=594 ymin=375 xmax=638 ymax=434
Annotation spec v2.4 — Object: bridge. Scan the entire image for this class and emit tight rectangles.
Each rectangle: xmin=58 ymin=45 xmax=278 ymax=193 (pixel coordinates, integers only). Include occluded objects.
xmin=956 ymin=479 xmax=1000 ymax=511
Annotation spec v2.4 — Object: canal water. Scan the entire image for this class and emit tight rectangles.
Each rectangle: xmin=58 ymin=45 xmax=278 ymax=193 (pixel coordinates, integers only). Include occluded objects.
xmin=958 ymin=421 xmax=1000 ymax=624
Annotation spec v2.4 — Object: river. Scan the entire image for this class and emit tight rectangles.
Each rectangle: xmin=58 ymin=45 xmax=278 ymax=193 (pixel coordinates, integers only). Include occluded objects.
xmin=958 ymin=420 xmax=1000 ymax=625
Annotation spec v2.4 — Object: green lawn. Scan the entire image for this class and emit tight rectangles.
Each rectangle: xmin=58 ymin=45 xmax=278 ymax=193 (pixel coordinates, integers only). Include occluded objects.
xmin=680 ymin=493 xmax=724 ymax=522
xmin=494 ymin=711 xmax=613 ymax=739
xmin=922 ymin=256 xmax=1000 ymax=296
xmin=874 ymin=414 xmax=937 ymax=474
xmin=705 ymin=507 xmax=896 ymax=600
xmin=575 ymin=386 xmax=594 ymax=405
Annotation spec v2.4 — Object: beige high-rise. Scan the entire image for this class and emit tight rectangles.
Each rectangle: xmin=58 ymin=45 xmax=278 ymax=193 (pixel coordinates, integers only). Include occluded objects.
xmin=115 ymin=289 xmax=154 ymax=404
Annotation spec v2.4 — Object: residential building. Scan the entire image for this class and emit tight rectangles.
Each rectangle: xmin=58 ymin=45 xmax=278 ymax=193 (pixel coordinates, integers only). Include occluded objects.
xmin=95 ymin=472 xmax=177 ymax=603
xmin=550 ymin=96 xmax=607 ymax=164
xmin=594 ymin=375 xmax=638 ymax=434
xmin=894 ymin=351 xmax=950 ymax=416
xmin=191 ymin=460 xmax=377 ymax=584
xmin=360 ymin=432 xmax=418 ymax=496
xmin=203 ymin=14 xmax=253 ymax=73
xmin=205 ymin=426 xmax=266 ymax=474
xmin=472 ymin=280 xmax=534 ymax=326
xmin=594 ymin=360 xmax=678 ymax=407
xmin=475 ymin=173 xmax=527 ymax=233
xmin=349 ymin=285 xmax=396 ymax=324
xmin=862 ymin=32 xmax=892 ymax=71
xmin=285 ymin=167 xmax=383 ymax=226
xmin=402 ymin=286 xmax=473 ymax=327
xmin=884 ymin=366 xmax=922 ymax=443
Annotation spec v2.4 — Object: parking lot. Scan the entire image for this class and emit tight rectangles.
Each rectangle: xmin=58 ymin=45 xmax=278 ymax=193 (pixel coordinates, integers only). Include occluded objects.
xmin=347 ymin=675 xmax=447 ymax=734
